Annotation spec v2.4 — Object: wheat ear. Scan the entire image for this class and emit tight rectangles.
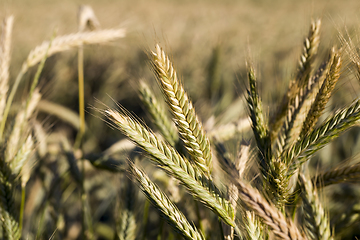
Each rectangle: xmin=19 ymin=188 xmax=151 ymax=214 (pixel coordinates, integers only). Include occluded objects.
xmin=300 ymin=49 xmax=342 ymax=137
xmin=298 ymin=173 xmax=332 ymax=240
xmin=285 ymin=98 xmax=360 ymax=174
xmin=244 ymin=211 xmax=263 ymax=240
xmin=78 ymin=5 xmax=100 ymax=32
xmin=246 ymin=63 xmax=271 ymax=168
xmin=246 ymin=64 xmax=289 ymax=205
xmin=151 ymin=44 xmax=213 ymax=176
xmin=105 ymin=109 xmax=236 ymax=228
xmin=315 ymin=162 xmax=360 ymax=188
xmin=139 ymin=80 xmax=178 ymax=146
xmin=0 ymin=16 xmax=13 ymax=123
xmin=274 ymin=57 xmax=331 ymax=155
xmin=130 ymin=164 xmax=204 ymax=240
xmin=270 ymin=19 xmax=321 ymax=138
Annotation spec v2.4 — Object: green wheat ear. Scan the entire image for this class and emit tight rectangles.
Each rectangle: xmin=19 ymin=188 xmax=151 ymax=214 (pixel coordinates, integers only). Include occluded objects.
xmin=151 ymin=44 xmax=213 ymax=177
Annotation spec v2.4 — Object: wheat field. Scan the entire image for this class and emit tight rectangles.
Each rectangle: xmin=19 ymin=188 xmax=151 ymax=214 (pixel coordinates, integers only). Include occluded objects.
xmin=1 ymin=1 xmax=360 ymax=239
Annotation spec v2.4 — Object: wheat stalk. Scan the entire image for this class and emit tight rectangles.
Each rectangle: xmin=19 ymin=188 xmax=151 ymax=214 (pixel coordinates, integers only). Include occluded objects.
xmin=105 ymin=109 xmax=236 ymax=228
xmin=298 ymin=173 xmax=332 ymax=240
xmin=139 ymin=80 xmax=178 ymax=146
xmin=151 ymin=44 xmax=213 ymax=176
xmin=130 ymin=164 xmax=204 ymax=240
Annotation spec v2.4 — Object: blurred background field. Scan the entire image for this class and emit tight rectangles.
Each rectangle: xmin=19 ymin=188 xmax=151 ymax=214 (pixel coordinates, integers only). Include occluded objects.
xmin=2 ymin=0 xmax=360 ymax=239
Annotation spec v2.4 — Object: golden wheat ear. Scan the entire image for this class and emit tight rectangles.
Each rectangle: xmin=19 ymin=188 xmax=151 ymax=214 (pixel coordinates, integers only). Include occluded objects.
xmin=151 ymin=44 xmax=213 ymax=177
